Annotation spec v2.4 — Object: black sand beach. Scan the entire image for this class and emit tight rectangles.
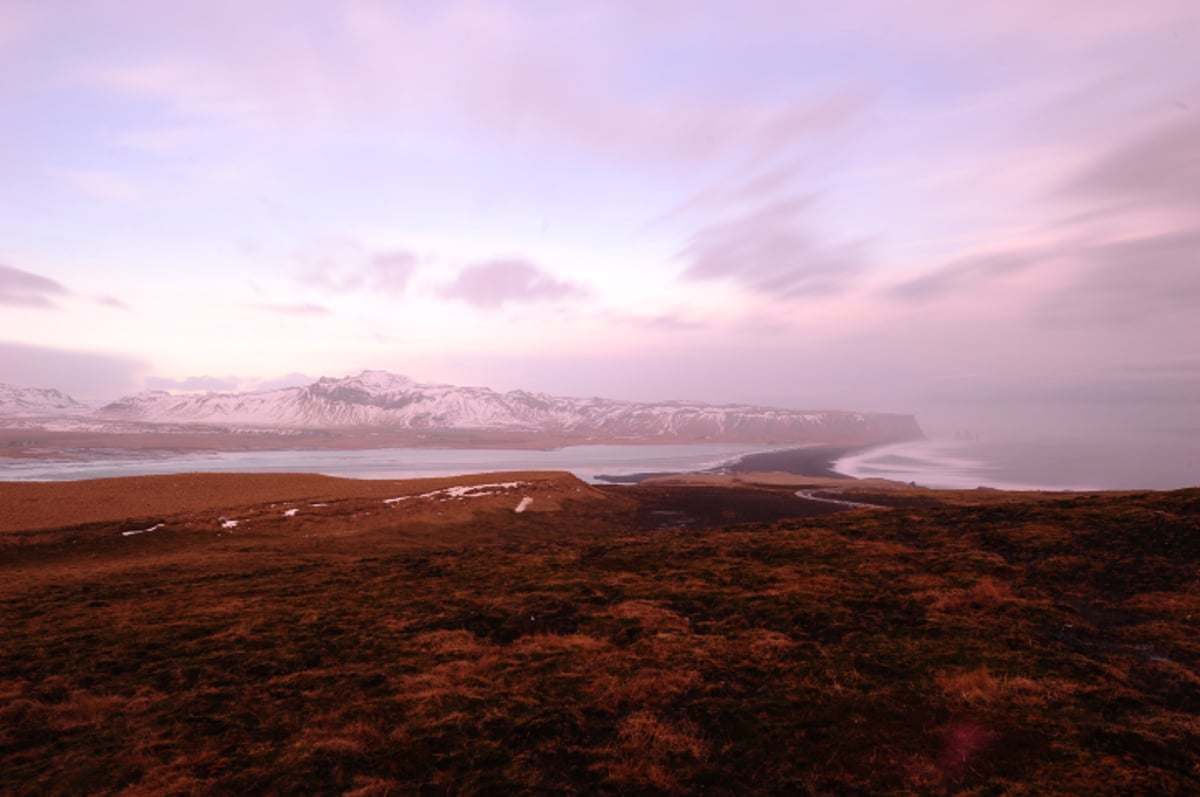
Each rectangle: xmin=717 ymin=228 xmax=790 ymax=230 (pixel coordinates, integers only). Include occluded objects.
xmin=722 ymin=445 xmax=859 ymax=478
xmin=595 ymin=445 xmax=861 ymax=483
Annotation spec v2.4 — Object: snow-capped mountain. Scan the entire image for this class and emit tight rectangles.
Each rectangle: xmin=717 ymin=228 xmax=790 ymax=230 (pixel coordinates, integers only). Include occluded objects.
xmin=0 ymin=383 xmax=90 ymax=416
xmin=92 ymin=370 xmax=923 ymax=444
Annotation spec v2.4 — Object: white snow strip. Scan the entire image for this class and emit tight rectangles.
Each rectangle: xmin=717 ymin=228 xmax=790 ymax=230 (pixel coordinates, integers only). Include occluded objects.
xmin=283 ymin=508 xmax=299 ymax=517
xmin=309 ymin=502 xmax=328 ymax=507
xmin=221 ymin=519 xmax=239 ymax=529
xmin=439 ymin=481 xmax=526 ymax=499
xmin=514 ymin=496 xmax=533 ymax=513
xmin=122 ymin=523 xmax=164 ymax=537
xmin=384 ymin=481 xmax=528 ymax=505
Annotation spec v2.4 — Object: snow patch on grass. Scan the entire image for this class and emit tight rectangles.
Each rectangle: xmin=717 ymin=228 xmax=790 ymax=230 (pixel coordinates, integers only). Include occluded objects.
xmin=122 ymin=523 xmax=164 ymax=537
xmin=384 ymin=481 xmax=528 ymax=506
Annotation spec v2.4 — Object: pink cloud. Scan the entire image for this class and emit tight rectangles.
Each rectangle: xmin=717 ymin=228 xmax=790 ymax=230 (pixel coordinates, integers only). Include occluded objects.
xmin=368 ymin=251 xmax=417 ymax=294
xmin=252 ymin=302 xmax=331 ymax=316
xmin=293 ymin=243 xmax=418 ymax=296
xmin=97 ymin=295 xmax=132 ymax=310
xmin=441 ymin=259 xmax=585 ymax=308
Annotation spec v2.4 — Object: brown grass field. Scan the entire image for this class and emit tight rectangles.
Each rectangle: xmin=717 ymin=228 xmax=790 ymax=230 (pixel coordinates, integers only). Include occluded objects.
xmin=2 ymin=472 xmax=1199 ymax=795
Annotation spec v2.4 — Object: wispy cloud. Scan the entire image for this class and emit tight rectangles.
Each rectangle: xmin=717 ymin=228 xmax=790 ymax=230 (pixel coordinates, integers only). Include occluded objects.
xmin=294 ymin=243 xmax=418 ymax=296
xmin=1061 ymin=115 xmax=1200 ymax=214
xmin=598 ymin=309 xmax=709 ymax=332
xmin=1041 ymin=230 xmax=1200 ymax=325
xmin=0 ymin=263 xmax=68 ymax=308
xmin=889 ymin=249 xmax=1047 ymax=303
xmin=145 ymin=375 xmax=240 ymax=392
xmin=252 ymin=301 xmax=331 ymax=316
xmin=441 ymin=259 xmax=585 ymax=308
xmin=57 ymin=168 xmax=144 ymax=203
xmin=97 ymin=295 xmax=132 ymax=310
xmin=678 ymin=197 xmax=868 ymax=299
xmin=368 ymin=251 xmax=417 ymax=294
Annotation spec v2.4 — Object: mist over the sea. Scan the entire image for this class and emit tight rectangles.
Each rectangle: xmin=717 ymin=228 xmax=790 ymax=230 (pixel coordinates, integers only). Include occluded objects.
xmin=869 ymin=395 xmax=1200 ymax=490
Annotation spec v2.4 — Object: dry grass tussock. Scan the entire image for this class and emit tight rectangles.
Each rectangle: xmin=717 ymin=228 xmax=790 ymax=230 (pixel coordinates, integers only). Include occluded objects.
xmin=592 ymin=711 xmax=709 ymax=792
xmin=936 ymin=667 xmax=1066 ymax=707
xmin=922 ymin=575 xmax=1018 ymax=612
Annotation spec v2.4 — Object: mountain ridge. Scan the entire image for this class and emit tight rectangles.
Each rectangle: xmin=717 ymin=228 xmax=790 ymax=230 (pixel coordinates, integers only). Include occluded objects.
xmin=1 ymin=371 xmax=924 ymax=446
xmin=0 ymin=384 xmax=91 ymax=417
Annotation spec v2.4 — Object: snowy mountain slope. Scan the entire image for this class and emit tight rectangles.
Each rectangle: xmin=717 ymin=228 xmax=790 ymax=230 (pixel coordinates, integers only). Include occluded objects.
xmin=0 ymin=383 xmax=90 ymax=417
xmin=93 ymin=370 xmax=923 ymax=444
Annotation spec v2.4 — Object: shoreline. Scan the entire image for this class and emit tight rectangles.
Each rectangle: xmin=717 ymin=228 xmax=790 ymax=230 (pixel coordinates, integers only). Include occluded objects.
xmin=0 ymin=426 xmax=901 ymax=460
xmin=0 ymin=440 xmax=879 ymax=484
xmin=593 ymin=445 xmax=867 ymax=485
xmin=720 ymin=444 xmax=862 ymax=479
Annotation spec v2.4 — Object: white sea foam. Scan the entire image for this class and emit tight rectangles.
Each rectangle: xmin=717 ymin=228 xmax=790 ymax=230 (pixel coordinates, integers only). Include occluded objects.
xmin=833 ymin=439 xmax=1115 ymax=491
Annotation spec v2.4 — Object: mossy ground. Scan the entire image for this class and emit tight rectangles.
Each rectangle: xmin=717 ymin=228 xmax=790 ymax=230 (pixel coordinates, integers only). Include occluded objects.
xmin=3 ymin=481 xmax=1199 ymax=795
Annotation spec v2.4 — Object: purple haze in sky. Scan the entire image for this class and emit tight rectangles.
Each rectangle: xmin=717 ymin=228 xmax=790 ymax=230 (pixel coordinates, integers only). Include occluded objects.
xmin=0 ymin=1 xmax=1197 ymax=484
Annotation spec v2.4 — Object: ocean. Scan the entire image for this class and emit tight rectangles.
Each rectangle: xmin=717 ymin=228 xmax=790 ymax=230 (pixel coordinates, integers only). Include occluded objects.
xmin=833 ymin=436 xmax=1200 ymax=491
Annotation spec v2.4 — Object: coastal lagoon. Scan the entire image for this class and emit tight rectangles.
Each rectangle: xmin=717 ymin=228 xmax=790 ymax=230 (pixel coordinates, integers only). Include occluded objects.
xmin=0 ymin=442 xmax=796 ymax=484
xmin=3 ymin=436 xmax=1195 ymax=491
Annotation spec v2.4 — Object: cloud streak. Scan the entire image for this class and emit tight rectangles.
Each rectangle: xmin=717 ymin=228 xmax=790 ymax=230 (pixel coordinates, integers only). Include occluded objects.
xmin=0 ymin=264 xmax=68 ymax=308
xmin=889 ymin=250 xmax=1046 ymax=303
xmin=1044 ymin=230 xmax=1200 ymax=325
xmin=1062 ymin=115 xmax=1200 ymax=214
xmin=678 ymin=197 xmax=868 ymax=298
xmin=252 ymin=301 xmax=331 ymax=316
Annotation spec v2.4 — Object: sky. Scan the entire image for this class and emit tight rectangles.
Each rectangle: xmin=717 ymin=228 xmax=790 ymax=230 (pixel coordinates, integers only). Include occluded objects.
xmin=1 ymin=0 xmax=1198 ymax=439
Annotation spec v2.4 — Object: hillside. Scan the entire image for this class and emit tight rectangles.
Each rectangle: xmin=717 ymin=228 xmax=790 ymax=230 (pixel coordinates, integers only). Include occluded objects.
xmin=2 ymin=474 xmax=1199 ymax=794
xmin=0 ymin=383 xmax=89 ymax=417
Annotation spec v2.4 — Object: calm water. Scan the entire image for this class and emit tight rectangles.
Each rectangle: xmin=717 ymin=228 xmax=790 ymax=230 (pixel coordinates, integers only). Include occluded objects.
xmin=4 ymin=437 xmax=1195 ymax=491
xmin=834 ymin=436 xmax=1200 ymax=491
xmin=0 ymin=442 xmax=794 ymax=484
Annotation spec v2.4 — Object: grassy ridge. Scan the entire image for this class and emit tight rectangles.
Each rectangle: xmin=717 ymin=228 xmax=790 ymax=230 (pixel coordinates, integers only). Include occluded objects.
xmin=3 ymin=485 xmax=1199 ymax=794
